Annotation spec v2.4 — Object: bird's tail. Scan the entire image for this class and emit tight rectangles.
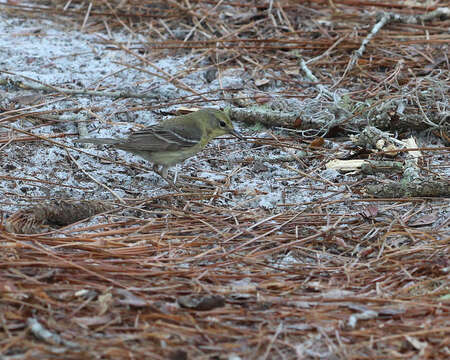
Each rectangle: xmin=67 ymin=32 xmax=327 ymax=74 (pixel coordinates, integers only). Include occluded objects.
xmin=74 ymin=138 xmax=120 ymax=146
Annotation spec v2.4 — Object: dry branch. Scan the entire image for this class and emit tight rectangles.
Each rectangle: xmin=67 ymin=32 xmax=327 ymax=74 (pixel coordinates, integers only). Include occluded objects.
xmin=0 ymin=71 xmax=159 ymax=100
xmin=326 ymin=159 xmax=404 ymax=174
xmin=365 ymin=179 xmax=450 ymax=198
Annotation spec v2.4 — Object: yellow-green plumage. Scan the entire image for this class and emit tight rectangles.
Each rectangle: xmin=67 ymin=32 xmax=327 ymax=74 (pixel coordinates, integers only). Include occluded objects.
xmin=75 ymin=108 xmax=243 ymax=182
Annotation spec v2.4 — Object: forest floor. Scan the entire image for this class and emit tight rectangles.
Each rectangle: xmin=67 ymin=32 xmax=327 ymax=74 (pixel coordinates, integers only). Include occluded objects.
xmin=0 ymin=1 xmax=449 ymax=359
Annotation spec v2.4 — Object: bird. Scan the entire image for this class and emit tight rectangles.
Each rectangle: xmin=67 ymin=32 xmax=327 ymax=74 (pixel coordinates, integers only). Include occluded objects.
xmin=74 ymin=108 xmax=243 ymax=186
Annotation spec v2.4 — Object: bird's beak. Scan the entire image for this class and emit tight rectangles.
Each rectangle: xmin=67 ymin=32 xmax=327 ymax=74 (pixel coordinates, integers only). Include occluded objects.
xmin=229 ymin=128 xmax=244 ymax=140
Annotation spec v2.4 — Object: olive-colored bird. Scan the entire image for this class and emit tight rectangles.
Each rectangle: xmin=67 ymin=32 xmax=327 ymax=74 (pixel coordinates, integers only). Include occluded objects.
xmin=75 ymin=108 xmax=243 ymax=184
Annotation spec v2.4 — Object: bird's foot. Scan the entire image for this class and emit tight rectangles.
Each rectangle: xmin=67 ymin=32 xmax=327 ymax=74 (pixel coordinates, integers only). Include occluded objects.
xmin=152 ymin=165 xmax=179 ymax=191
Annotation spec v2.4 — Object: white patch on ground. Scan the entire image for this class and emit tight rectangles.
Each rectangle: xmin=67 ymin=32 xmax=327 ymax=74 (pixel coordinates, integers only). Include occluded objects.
xmin=0 ymin=12 xmax=355 ymax=220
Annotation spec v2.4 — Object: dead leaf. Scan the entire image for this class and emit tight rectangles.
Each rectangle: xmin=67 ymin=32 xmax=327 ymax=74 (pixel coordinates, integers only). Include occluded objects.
xmin=254 ymin=94 xmax=271 ymax=104
xmin=74 ymin=314 xmax=113 ymax=328
xmin=408 ymin=213 xmax=438 ymax=227
xmin=361 ymin=205 xmax=379 ymax=219
xmin=310 ymin=137 xmax=324 ymax=148
xmin=116 ymin=289 xmax=148 ymax=307
xmin=254 ymin=78 xmax=270 ymax=87
xmin=292 ymin=117 xmax=302 ymax=128
xmin=98 ymin=292 xmax=113 ymax=315
xmin=177 ymin=294 xmax=225 ymax=311
xmin=11 ymin=94 xmax=44 ymax=105
xmin=169 ymin=350 xmax=188 ymax=360
xmin=284 ymin=68 xmax=299 ymax=75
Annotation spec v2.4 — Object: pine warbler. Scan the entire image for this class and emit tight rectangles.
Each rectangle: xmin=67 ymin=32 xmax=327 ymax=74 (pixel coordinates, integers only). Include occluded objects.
xmin=75 ymin=108 xmax=243 ymax=184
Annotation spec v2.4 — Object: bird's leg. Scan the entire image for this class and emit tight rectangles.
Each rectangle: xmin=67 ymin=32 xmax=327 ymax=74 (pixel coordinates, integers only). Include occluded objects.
xmin=152 ymin=164 xmax=179 ymax=190
xmin=172 ymin=168 xmax=179 ymax=184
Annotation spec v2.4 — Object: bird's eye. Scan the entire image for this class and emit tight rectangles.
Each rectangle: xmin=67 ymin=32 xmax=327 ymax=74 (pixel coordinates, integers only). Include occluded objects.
xmin=219 ymin=120 xmax=226 ymax=128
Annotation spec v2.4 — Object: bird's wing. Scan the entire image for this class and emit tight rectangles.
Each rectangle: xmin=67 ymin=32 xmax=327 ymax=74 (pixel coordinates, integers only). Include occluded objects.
xmin=118 ymin=122 xmax=202 ymax=152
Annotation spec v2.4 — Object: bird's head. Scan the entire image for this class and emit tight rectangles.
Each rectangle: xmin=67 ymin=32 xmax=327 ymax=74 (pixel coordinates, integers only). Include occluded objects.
xmin=201 ymin=108 xmax=243 ymax=140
